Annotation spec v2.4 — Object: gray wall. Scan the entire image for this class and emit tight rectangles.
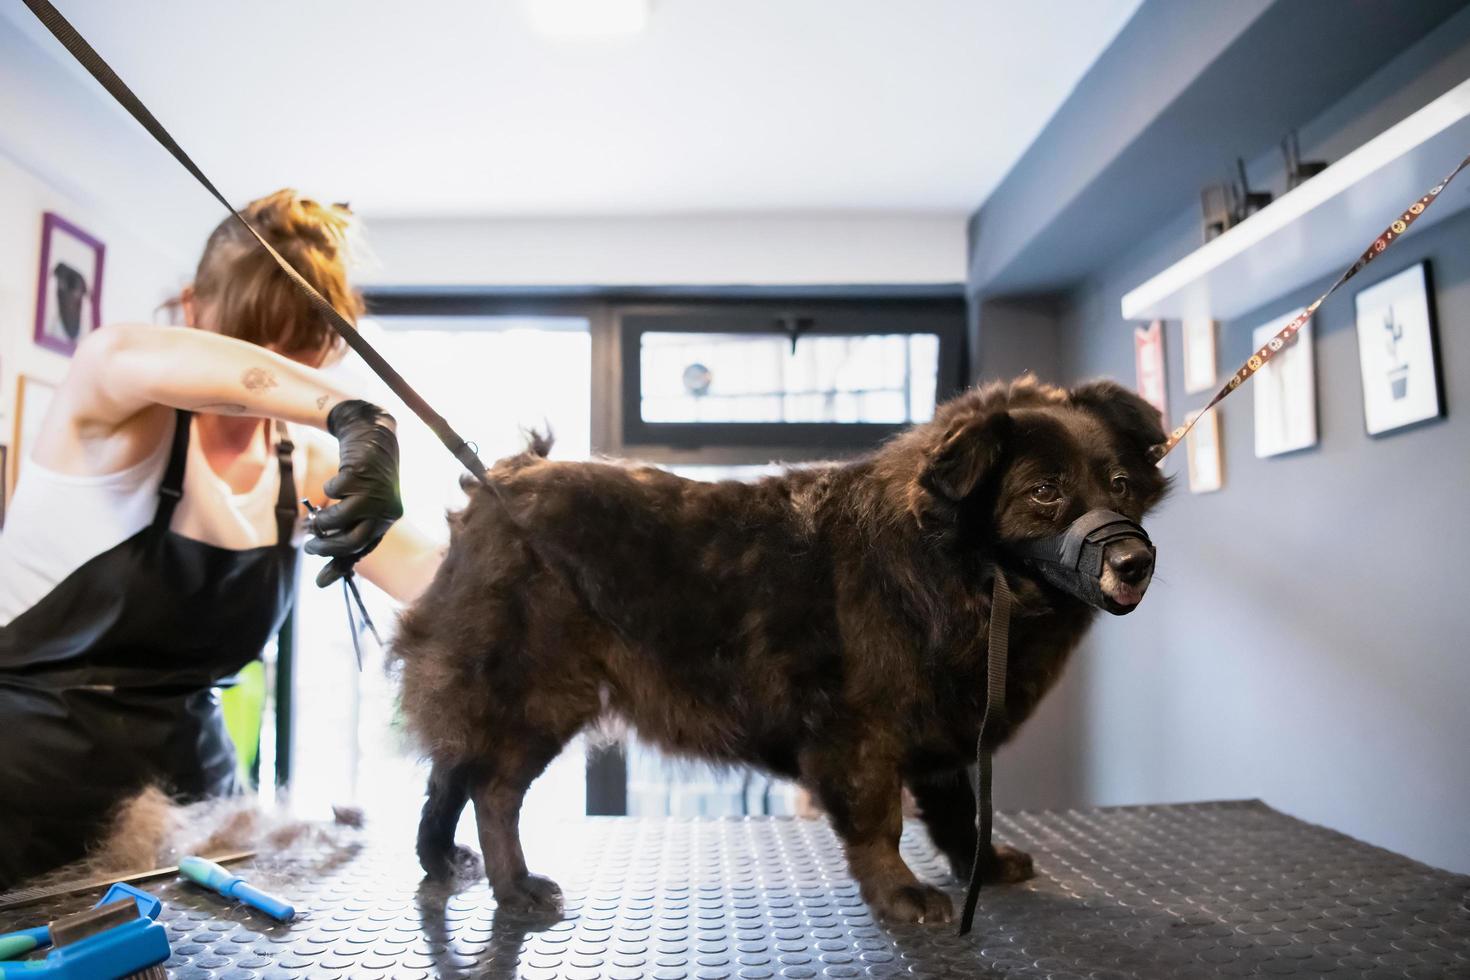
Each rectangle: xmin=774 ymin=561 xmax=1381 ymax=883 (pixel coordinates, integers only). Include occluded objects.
xmin=1006 ymin=10 xmax=1470 ymax=872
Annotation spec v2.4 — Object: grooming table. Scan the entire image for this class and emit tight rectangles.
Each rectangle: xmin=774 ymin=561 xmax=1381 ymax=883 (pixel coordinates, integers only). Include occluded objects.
xmin=2 ymin=801 xmax=1466 ymax=978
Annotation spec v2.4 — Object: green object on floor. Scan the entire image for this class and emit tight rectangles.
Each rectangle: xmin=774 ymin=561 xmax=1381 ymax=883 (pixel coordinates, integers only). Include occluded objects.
xmin=0 ymin=930 xmax=42 ymax=959
xmin=219 ymin=660 xmax=265 ymax=785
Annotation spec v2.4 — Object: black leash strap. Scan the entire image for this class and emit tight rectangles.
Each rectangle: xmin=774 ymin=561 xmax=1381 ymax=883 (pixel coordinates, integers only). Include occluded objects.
xmin=22 ymin=0 xmax=490 ymax=488
xmin=959 ymin=568 xmax=1011 ymax=935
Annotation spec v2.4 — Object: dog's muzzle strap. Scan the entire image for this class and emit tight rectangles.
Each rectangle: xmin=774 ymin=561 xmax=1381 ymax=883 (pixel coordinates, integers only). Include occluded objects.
xmin=1010 ymin=509 xmax=1149 ymax=579
xmin=959 ymin=568 xmax=1011 ymax=936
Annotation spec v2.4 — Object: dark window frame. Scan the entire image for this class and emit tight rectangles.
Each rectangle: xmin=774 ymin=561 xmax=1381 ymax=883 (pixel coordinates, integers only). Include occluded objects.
xmin=619 ymin=303 xmax=964 ymax=452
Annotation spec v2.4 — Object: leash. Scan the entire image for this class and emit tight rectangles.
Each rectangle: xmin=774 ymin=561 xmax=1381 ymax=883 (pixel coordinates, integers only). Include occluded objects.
xmin=958 ymin=569 xmax=1011 ymax=935
xmin=21 ymin=0 xmax=491 ymax=489
xmin=1154 ymin=150 xmax=1470 ymax=460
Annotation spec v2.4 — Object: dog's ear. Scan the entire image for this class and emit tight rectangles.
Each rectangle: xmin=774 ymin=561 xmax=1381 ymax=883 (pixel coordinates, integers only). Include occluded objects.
xmin=1070 ymin=380 xmax=1166 ymax=459
xmin=919 ymin=409 xmax=1013 ymax=503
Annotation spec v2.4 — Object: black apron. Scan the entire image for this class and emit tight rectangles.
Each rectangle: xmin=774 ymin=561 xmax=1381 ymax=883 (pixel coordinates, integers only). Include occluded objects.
xmin=0 ymin=411 xmax=298 ymax=886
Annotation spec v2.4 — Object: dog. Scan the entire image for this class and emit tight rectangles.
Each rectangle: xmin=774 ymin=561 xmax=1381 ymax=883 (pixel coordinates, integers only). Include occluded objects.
xmin=393 ymin=376 xmax=1168 ymax=924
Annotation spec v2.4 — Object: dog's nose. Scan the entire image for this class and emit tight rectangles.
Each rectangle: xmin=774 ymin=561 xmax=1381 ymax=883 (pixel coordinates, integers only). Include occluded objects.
xmin=1106 ymin=547 xmax=1153 ymax=585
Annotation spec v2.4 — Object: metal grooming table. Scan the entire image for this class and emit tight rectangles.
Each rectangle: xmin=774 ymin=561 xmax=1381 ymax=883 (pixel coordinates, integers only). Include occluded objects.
xmin=2 ymin=801 xmax=1467 ymax=978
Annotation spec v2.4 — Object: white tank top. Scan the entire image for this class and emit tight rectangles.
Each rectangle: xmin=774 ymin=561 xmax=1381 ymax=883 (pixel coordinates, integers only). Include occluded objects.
xmin=0 ymin=414 xmax=309 ymax=627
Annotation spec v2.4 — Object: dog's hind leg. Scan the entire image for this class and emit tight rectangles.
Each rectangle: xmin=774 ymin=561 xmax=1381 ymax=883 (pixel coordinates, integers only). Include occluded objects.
xmin=472 ymin=724 xmax=580 ymax=916
xmin=908 ymin=769 xmax=1033 ymax=885
xmin=417 ymin=760 xmax=479 ymax=880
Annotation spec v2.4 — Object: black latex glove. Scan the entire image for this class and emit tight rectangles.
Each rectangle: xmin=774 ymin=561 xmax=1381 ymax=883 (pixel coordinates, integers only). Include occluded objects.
xmin=306 ymin=400 xmax=403 ymax=587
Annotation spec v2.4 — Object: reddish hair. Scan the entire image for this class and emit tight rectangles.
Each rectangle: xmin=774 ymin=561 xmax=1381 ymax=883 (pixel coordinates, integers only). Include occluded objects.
xmin=189 ymin=189 xmax=362 ymax=361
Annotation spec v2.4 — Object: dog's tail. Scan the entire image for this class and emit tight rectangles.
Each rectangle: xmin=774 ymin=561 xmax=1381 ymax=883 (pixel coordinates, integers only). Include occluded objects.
xmin=458 ymin=427 xmax=554 ymax=495
xmin=523 ymin=426 xmax=553 ymax=459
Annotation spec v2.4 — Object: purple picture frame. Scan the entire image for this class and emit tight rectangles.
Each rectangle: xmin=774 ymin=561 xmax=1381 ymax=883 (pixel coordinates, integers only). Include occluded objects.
xmin=33 ymin=211 xmax=106 ymax=356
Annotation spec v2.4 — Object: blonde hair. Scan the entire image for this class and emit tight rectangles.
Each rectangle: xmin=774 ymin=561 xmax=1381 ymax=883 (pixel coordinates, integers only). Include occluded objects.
xmin=189 ymin=189 xmax=362 ymax=361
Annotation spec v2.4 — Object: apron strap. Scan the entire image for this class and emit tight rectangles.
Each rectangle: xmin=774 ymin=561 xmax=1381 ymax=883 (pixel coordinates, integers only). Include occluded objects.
xmin=273 ymin=422 xmax=298 ymax=548
xmin=152 ymin=410 xmax=193 ymax=530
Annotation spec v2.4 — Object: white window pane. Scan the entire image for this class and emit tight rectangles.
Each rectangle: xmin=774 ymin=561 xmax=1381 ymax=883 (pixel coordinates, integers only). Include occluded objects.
xmin=640 ymin=332 xmax=940 ymax=424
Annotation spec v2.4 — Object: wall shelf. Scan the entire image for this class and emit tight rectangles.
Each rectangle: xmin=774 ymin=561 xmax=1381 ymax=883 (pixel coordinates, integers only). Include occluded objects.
xmin=1121 ymin=77 xmax=1470 ymax=323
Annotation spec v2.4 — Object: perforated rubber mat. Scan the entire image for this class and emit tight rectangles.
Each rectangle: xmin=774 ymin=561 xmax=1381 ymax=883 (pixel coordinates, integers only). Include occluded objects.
xmin=2 ymin=801 xmax=1467 ymax=978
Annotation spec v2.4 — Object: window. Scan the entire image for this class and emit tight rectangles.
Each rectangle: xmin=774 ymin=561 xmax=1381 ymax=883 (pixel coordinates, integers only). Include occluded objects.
xmin=639 ymin=332 xmax=940 ymax=424
xmin=618 ymin=301 xmax=965 ymax=456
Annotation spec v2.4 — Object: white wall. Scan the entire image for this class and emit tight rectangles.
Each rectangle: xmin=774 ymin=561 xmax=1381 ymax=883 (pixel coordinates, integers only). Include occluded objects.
xmin=0 ymin=153 xmax=196 ymax=487
xmin=359 ymin=212 xmax=968 ymax=287
xmin=0 ymin=150 xmax=191 ymax=414
xmin=0 ymin=22 xmax=207 ymax=485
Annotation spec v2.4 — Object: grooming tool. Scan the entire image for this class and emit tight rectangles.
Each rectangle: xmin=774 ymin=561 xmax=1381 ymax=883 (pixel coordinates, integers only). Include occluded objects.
xmin=0 ymin=884 xmax=163 ymax=961
xmin=301 ymin=498 xmax=380 ymax=670
xmin=0 ymin=852 xmax=255 ymax=913
xmin=178 ymin=856 xmax=295 ymax=922
xmin=0 ymin=887 xmax=168 ymax=979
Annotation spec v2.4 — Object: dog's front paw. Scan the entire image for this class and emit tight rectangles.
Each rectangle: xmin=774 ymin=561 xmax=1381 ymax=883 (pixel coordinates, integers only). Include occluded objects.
xmin=419 ymin=843 xmax=482 ymax=881
xmin=983 ymin=844 xmax=1034 ymax=884
xmin=493 ymin=873 xmax=564 ymax=916
xmin=866 ymin=882 xmax=953 ymax=925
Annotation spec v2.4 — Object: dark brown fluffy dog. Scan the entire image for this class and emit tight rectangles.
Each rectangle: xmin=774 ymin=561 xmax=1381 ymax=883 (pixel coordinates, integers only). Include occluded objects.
xmin=393 ymin=376 xmax=1168 ymax=924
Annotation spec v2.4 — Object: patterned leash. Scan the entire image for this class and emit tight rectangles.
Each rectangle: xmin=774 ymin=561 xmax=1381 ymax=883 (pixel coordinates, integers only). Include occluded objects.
xmin=1153 ymin=150 xmax=1470 ymax=461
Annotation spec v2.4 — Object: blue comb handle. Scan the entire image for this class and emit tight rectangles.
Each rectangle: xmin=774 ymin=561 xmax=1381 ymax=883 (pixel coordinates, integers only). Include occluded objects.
xmin=179 ymin=856 xmax=295 ymax=922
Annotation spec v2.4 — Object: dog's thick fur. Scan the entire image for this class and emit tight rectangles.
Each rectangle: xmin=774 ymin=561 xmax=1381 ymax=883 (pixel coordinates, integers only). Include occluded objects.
xmin=393 ymin=376 xmax=1168 ymax=923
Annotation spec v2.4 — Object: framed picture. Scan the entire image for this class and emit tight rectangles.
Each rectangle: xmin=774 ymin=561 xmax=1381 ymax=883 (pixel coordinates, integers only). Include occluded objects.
xmin=1133 ymin=320 xmax=1168 ymax=421
xmin=12 ymin=375 xmax=58 ymax=490
xmin=1252 ymin=310 xmax=1316 ymax=458
xmin=1354 ymin=262 xmax=1443 ymax=436
xmin=1184 ymin=407 xmax=1223 ymax=493
xmin=1182 ymin=317 xmax=1217 ymax=394
xmin=34 ymin=212 xmax=106 ymax=356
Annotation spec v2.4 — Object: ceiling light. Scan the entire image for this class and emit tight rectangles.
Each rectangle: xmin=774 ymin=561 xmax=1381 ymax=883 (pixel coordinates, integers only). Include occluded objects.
xmin=525 ymin=0 xmax=651 ymax=39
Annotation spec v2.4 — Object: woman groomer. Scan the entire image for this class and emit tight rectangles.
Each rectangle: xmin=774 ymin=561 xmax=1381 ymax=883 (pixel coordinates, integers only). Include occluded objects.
xmin=0 ymin=191 xmax=442 ymax=886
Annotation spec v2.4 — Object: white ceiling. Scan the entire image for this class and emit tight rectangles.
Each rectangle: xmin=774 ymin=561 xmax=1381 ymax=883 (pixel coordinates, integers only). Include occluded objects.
xmin=7 ymin=0 xmax=1140 ymax=219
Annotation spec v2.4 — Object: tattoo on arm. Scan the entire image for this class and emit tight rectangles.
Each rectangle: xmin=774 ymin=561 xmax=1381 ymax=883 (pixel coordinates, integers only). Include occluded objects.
xmin=242 ymin=367 xmax=279 ymax=392
xmin=316 ymin=394 xmax=330 ymax=410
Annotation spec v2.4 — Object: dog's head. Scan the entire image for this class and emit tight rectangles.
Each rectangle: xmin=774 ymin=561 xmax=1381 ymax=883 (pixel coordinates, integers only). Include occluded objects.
xmin=908 ymin=377 xmax=1169 ymax=614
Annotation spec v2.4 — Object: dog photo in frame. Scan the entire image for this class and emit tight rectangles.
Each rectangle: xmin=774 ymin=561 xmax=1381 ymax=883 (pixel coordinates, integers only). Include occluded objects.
xmin=33 ymin=212 xmax=105 ymax=356
xmin=1354 ymin=262 xmax=1443 ymax=436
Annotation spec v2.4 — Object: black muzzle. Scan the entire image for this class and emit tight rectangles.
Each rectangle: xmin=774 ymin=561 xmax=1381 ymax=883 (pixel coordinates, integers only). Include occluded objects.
xmin=1007 ymin=509 xmax=1155 ymax=615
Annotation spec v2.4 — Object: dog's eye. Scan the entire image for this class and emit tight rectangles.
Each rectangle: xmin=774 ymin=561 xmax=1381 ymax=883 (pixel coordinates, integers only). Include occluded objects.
xmin=1111 ymin=475 xmax=1130 ymax=496
xmin=1030 ymin=482 xmax=1061 ymax=504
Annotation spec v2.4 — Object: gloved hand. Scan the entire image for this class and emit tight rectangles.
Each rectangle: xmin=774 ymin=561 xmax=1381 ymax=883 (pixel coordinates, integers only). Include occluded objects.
xmin=306 ymin=400 xmax=403 ymax=587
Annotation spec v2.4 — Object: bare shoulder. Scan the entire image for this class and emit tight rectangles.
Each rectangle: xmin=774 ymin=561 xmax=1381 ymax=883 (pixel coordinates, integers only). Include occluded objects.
xmin=31 ymin=327 xmax=172 ymax=477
